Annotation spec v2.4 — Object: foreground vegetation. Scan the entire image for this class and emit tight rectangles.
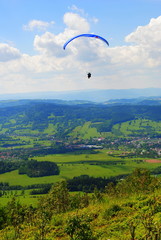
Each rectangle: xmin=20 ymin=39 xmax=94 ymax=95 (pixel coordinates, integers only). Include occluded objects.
xmin=0 ymin=168 xmax=161 ymax=240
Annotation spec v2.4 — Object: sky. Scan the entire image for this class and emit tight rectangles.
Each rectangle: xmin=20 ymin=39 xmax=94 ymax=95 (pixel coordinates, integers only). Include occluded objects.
xmin=1 ymin=0 xmax=161 ymax=94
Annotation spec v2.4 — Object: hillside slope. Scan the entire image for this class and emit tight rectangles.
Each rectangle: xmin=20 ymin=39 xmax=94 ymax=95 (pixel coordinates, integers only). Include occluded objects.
xmin=1 ymin=100 xmax=161 ymax=139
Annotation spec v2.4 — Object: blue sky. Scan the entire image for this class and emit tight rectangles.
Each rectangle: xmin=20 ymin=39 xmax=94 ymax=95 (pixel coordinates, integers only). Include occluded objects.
xmin=1 ymin=0 xmax=161 ymax=94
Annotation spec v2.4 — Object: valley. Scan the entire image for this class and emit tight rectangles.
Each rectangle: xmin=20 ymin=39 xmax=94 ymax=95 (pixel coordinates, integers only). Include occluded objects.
xmin=0 ymin=100 xmax=161 ymax=197
xmin=0 ymin=99 xmax=161 ymax=239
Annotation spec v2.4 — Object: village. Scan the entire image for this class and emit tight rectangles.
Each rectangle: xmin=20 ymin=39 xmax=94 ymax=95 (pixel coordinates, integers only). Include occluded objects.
xmin=1 ymin=134 xmax=161 ymax=162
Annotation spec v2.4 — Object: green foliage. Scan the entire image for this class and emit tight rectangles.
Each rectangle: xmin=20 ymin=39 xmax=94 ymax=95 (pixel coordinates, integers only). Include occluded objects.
xmin=116 ymin=168 xmax=159 ymax=195
xmin=151 ymin=166 xmax=161 ymax=175
xmin=0 ymin=207 xmax=6 ymax=230
xmin=6 ymin=197 xmax=28 ymax=239
xmin=67 ymin=174 xmax=119 ymax=192
xmin=92 ymin=120 xmax=113 ymax=132
xmin=1 ymin=170 xmax=161 ymax=239
xmin=0 ymin=161 xmax=20 ymax=174
xmin=103 ymin=204 xmax=122 ymax=220
xmin=19 ymin=159 xmax=59 ymax=177
xmin=40 ymin=181 xmax=70 ymax=214
xmin=33 ymin=207 xmax=52 ymax=240
xmin=65 ymin=214 xmax=95 ymax=240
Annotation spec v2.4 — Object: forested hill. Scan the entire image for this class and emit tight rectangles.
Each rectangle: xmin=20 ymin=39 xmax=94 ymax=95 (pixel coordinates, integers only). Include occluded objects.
xmin=1 ymin=99 xmax=161 ymax=138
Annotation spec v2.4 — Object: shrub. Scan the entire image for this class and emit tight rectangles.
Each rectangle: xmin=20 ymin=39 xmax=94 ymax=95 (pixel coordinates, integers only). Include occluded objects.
xmin=65 ymin=214 xmax=96 ymax=240
xmin=103 ymin=204 xmax=122 ymax=220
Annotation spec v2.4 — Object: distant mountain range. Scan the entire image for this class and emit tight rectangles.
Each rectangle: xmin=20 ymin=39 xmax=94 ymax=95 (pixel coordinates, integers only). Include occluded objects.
xmin=1 ymin=88 xmax=161 ymax=102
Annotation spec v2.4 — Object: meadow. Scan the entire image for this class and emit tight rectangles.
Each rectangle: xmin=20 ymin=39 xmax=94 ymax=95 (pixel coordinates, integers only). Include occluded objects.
xmin=113 ymin=119 xmax=161 ymax=136
xmin=0 ymin=189 xmax=39 ymax=206
xmin=0 ymin=149 xmax=161 ymax=187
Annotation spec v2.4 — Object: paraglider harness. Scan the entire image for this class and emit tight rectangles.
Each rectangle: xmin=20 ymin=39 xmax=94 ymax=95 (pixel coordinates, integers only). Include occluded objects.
xmin=87 ymin=73 xmax=91 ymax=79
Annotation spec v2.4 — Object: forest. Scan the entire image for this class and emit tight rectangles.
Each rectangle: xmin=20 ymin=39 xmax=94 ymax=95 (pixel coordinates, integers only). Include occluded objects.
xmin=1 ymin=100 xmax=161 ymax=139
xmin=18 ymin=160 xmax=59 ymax=177
xmin=0 ymin=160 xmax=59 ymax=177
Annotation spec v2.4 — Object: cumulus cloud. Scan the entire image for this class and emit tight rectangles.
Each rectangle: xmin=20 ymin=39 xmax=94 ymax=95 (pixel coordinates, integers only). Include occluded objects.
xmin=0 ymin=43 xmax=21 ymax=62
xmin=34 ymin=32 xmax=60 ymax=56
xmin=23 ymin=20 xmax=55 ymax=31
xmin=123 ymin=16 xmax=161 ymax=67
xmin=125 ymin=16 xmax=161 ymax=47
xmin=60 ymin=14 xmax=161 ymax=71
xmin=63 ymin=12 xmax=90 ymax=32
xmin=33 ymin=12 xmax=91 ymax=58
xmin=69 ymin=5 xmax=85 ymax=15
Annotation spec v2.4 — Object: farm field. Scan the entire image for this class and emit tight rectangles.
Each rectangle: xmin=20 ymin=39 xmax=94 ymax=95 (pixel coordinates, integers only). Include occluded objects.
xmin=0 ymin=189 xmax=39 ymax=206
xmin=0 ymin=149 xmax=161 ymax=206
xmin=113 ymin=119 xmax=161 ymax=136
xmin=1 ymin=149 xmax=161 ymax=187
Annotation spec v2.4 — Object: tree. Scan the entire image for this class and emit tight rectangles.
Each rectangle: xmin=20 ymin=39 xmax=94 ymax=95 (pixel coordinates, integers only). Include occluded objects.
xmin=6 ymin=197 xmax=28 ymax=239
xmin=116 ymin=168 xmax=159 ymax=195
xmin=40 ymin=181 xmax=70 ymax=214
xmin=19 ymin=159 xmax=59 ymax=177
xmin=0 ymin=207 xmax=6 ymax=230
xmin=33 ymin=206 xmax=52 ymax=240
xmin=65 ymin=214 xmax=95 ymax=240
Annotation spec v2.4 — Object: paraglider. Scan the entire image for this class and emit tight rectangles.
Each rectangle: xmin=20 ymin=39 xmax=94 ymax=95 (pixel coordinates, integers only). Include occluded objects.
xmin=63 ymin=33 xmax=109 ymax=50
xmin=63 ymin=33 xmax=109 ymax=79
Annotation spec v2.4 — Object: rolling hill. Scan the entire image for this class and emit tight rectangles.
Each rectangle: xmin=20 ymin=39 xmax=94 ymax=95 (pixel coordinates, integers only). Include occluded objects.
xmin=0 ymin=99 xmax=161 ymax=139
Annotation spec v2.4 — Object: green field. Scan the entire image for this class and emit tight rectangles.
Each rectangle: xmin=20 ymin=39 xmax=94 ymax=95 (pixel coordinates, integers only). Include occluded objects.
xmin=113 ymin=119 xmax=161 ymax=136
xmin=69 ymin=121 xmax=100 ymax=139
xmin=0 ymin=189 xmax=39 ymax=206
xmin=0 ymin=149 xmax=161 ymax=187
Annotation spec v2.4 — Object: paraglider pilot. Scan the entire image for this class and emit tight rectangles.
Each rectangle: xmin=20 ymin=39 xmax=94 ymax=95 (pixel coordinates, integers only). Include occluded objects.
xmin=87 ymin=73 xmax=91 ymax=79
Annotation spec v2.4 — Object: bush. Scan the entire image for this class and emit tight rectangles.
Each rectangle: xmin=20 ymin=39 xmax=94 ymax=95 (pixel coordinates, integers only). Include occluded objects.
xmin=103 ymin=204 xmax=122 ymax=220
xmin=65 ymin=214 xmax=96 ymax=240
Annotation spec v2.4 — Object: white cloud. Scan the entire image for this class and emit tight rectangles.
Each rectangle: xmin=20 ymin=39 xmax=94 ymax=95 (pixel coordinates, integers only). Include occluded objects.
xmin=34 ymin=32 xmax=64 ymax=57
xmin=69 ymin=5 xmax=85 ymax=15
xmin=23 ymin=20 xmax=55 ymax=31
xmin=63 ymin=12 xmax=90 ymax=32
xmin=125 ymin=16 xmax=161 ymax=47
xmin=33 ymin=12 xmax=91 ymax=58
xmin=0 ymin=43 xmax=21 ymax=62
xmin=123 ymin=16 xmax=161 ymax=67
xmin=91 ymin=17 xmax=99 ymax=24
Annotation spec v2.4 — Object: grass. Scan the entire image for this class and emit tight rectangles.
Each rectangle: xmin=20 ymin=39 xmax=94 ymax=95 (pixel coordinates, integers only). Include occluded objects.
xmin=0 ymin=165 xmax=122 ymax=186
xmin=0 ymin=170 xmax=62 ymax=186
xmin=70 ymin=121 xmax=100 ymax=139
xmin=0 ymin=148 xmax=161 ymax=207
xmin=31 ymin=149 xmax=123 ymax=163
xmin=113 ymin=119 xmax=161 ymax=136
xmin=43 ymin=123 xmax=57 ymax=134
xmin=0 ymin=189 xmax=41 ymax=206
xmin=1 ymin=149 xmax=161 ymax=187
xmin=0 ymin=194 xmax=40 ymax=207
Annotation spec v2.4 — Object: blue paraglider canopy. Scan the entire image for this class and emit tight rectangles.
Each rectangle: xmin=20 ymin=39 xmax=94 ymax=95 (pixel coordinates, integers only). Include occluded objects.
xmin=63 ymin=33 xmax=109 ymax=50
